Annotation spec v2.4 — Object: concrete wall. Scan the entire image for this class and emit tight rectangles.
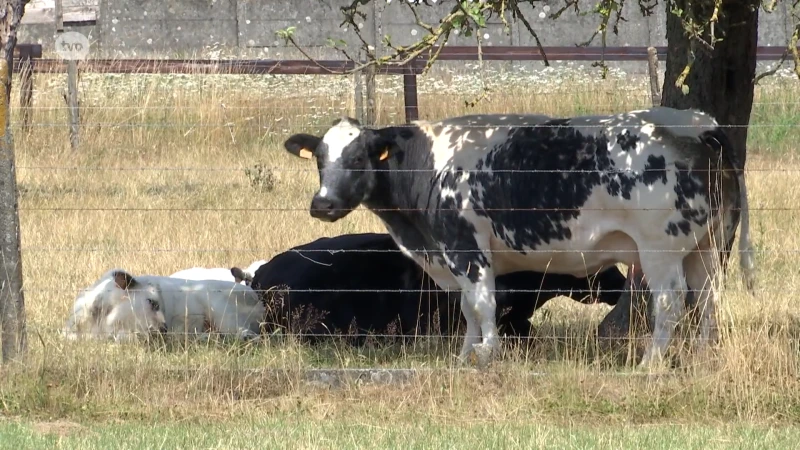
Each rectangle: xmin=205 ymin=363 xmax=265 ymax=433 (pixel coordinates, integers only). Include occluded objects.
xmin=18 ymin=0 xmax=794 ymax=66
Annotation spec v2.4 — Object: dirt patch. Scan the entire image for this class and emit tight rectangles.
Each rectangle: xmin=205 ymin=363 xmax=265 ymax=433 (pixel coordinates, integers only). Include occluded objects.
xmin=32 ymin=420 xmax=86 ymax=437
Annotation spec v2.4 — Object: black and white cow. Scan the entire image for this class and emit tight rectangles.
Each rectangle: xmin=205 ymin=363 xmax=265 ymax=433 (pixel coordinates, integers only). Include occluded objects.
xmin=250 ymin=232 xmax=627 ymax=344
xmin=283 ymin=108 xmax=756 ymax=368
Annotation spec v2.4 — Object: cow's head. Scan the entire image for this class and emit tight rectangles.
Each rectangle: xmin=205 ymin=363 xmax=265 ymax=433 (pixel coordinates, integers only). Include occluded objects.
xmin=284 ymin=117 xmax=394 ymax=222
xmin=103 ymin=270 xmax=168 ymax=340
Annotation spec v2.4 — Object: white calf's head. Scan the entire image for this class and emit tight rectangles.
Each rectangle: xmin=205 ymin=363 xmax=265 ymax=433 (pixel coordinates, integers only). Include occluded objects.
xmin=63 ymin=269 xmax=167 ymax=341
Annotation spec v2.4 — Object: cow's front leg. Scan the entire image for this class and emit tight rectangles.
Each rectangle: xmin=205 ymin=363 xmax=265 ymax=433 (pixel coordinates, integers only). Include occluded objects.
xmin=458 ymin=291 xmax=482 ymax=362
xmin=456 ymin=263 xmax=500 ymax=367
xmin=470 ymin=265 xmax=500 ymax=365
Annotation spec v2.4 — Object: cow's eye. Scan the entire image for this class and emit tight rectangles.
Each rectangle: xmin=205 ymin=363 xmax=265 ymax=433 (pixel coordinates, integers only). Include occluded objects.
xmin=353 ymin=155 xmax=365 ymax=166
xmin=147 ymin=298 xmax=160 ymax=311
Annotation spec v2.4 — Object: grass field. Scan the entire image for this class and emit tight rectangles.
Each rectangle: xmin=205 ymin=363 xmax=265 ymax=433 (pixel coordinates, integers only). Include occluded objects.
xmin=1 ymin=61 xmax=799 ymax=447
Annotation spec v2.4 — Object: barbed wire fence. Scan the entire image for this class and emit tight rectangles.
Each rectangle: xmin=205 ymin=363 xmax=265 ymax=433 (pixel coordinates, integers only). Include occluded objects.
xmin=2 ymin=22 xmax=799 ymax=382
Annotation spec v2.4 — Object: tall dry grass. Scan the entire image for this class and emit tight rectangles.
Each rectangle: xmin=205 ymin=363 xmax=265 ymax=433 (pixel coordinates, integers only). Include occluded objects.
xmin=1 ymin=61 xmax=799 ymax=424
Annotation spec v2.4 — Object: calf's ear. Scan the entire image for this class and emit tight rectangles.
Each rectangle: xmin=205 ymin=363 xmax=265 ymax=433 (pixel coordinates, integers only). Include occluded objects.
xmin=284 ymin=133 xmax=322 ymax=160
xmin=230 ymin=267 xmax=247 ymax=284
xmin=111 ymin=270 xmax=137 ymax=290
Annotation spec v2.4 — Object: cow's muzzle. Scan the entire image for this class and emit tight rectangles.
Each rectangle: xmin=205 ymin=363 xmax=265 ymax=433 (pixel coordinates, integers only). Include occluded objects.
xmin=310 ymin=195 xmax=348 ymax=222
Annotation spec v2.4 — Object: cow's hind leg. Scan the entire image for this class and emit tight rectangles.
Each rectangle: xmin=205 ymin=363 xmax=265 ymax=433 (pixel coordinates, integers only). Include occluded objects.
xmin=638 ymin=256 xmax=688 ymax=370
xmin=683 ymin=249 xmax=720 ymax=351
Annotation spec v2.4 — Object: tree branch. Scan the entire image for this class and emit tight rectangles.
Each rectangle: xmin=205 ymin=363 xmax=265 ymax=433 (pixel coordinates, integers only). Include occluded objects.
xmin=754 ymin=49 xmax=789 ymax=84
xmin=511 ymin=2 xmax=550 ymax=66
xmin=281 ymin=0 xmax=800 ymax=87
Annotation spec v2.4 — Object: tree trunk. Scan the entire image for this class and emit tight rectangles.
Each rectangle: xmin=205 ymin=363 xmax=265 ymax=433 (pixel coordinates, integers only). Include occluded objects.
xmin=662 ymin=0 xmax=759 ymax=279
xmin=0 ymin=0 xmax=29 ymax=362
xmin=661 ymin=0 xmax=760 ymax=168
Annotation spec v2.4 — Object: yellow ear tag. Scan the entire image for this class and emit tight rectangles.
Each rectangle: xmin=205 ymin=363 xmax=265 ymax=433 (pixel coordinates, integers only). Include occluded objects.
xmin=379 ymin=148 xmax=390 ymax=161
xmin=298 ymin=148 xmax=313 ymax=159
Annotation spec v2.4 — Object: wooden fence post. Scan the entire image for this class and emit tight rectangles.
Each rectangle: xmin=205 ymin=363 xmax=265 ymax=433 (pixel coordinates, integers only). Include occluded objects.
xmin=354 ymin=53 xmax=364 ymax=123
xmin=0 ymin=0 xmax=29 ymax=363
xmin=364 ymin=64 xmax=376 ymax=125
xmin=54 ymin=1 xmax=84 ymax=151
xmin=646 ymin=47 xmax=661 ymax=107
xmin=18 ymin=50 xmax=33 ymax=133
xmin=66 ymin=60 xmax=80 ymax=150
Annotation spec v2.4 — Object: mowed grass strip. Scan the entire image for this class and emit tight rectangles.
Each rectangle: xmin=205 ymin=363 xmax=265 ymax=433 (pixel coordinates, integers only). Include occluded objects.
xmin=1 ymin=418 xmax=798 ymax=450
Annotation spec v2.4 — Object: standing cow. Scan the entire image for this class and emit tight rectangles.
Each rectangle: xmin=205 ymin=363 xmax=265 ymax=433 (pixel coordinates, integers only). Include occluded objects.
xmin=283 ymin=108 xmax=756 ymax=369
xmin=250 ymin=232 xmax=627 ymax=345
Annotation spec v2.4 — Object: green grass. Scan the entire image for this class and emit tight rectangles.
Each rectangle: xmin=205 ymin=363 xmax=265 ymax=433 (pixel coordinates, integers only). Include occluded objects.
xmin=2 ymin=418 xmax=799 ymax=450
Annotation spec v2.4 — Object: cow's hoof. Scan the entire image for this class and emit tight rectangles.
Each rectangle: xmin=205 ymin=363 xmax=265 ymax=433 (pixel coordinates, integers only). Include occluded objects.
xmin=238 ymin=330 xmax=260 ymax=342
xmin=456 ymin=349 xmax=474 ymax=366
xmin=637 ymin=351 xmax=670 ymax=374
xmin=471 ymin=343 xmax=495 ymax=370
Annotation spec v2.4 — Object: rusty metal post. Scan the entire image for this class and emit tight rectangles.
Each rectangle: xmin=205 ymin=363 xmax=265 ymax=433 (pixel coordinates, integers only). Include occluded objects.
xmin=402 ymin=62 xmax=419 ymax=122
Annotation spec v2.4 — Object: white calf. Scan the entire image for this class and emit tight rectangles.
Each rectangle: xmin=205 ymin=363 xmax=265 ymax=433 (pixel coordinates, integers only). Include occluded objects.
xmin=62 ymin=269 xmax=168 ymax=342
xmin=170 ymin=259 xmax=267 ymax=286
xmin=64 ymin=268 xmax=266 ymax=342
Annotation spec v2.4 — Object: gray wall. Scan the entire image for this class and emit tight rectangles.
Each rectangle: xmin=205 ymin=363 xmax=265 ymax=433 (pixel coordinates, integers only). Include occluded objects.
xmin=19 ymin=0 xmax=794 ymax=66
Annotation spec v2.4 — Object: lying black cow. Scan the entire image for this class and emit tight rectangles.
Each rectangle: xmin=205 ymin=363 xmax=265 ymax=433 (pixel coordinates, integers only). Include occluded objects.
xmin=251 ymin=233 xmax=627 ymax=345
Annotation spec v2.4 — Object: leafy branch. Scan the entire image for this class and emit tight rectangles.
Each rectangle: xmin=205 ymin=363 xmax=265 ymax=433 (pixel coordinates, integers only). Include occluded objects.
xmin=276 ymin=0 xmax=800 ymax=97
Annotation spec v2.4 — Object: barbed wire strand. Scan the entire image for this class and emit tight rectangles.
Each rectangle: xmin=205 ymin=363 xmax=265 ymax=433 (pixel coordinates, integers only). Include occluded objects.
xmin=12 ymin=100 xmax=800 ymax=109
xmin=10 ymin=206 xmax=795 ymax=212
xmin=15 ymin=247 xmax=792 ymax=253
xmin=10 ymin=122 xmax=800 ymax=128
xmin=15 ymin=166 xmax=800 ymax=173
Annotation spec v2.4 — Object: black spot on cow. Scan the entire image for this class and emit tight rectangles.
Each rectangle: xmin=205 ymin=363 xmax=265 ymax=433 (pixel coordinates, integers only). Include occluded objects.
xmin=666 ymin=222 xmax=679 ymax=236
xmin=677 ymin=220 xmax=692 ymax=235
xmin=616 ymin=130 xmax=640 ymax=152
xmin=642 ymin=155 xmax=668 ymax=186
xmin=468 ymin=119 xmax=640 ymax=251
xmin=666 ymin=161 xmax=710 ymax=236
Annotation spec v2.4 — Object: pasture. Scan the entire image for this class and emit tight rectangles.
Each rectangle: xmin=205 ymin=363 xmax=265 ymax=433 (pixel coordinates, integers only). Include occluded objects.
xmin=2 ymin=61 xmax=800 ymax=445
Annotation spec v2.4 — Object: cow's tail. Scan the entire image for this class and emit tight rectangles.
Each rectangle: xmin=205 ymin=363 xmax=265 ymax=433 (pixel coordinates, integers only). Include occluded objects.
xmin=702 ymin=126 xmax=757 ymax=294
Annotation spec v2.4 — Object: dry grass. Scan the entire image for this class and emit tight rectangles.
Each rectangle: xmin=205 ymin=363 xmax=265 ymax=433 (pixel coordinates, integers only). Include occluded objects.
xmin=1 ymin=63 xmax=799 ymax=432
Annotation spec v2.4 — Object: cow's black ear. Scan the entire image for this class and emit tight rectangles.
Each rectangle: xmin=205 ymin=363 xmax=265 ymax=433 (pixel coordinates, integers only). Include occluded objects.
xmin=284 ymin=133 xmax=321 ymax=160
xmin=231 ymin=267 xmax=246 ymax=284
xmin=364 ymin=129 xmax=394 ymax=162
